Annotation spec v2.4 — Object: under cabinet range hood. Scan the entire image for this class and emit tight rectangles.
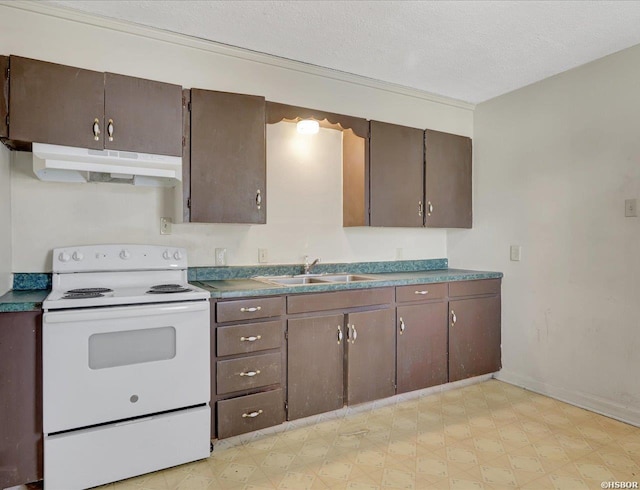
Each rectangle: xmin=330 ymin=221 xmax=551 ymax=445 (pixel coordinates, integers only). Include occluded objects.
xmin=32 ymin=143 xmax=182 ymax=187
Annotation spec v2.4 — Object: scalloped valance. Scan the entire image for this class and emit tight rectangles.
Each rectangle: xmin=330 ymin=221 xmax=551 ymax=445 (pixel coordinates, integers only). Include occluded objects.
xmin=266 ymin=102 xmax=368 ymax=139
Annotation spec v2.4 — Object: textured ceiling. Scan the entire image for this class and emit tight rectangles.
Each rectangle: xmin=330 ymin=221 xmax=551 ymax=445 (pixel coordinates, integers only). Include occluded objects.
xmin=46 ymin=0 xmax=640 ymax=104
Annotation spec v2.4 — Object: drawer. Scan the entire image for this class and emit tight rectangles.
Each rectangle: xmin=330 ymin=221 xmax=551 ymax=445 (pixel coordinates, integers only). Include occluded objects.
xmin=287 ymin=287 xmax=394 ymax=314
xmin=217 ymin=388 xmax=285 ymax=439
xmin=396 ymin=282 xmax=447 ymax=303
xmin=449 ymin=279 xmax=501 ymax=298
xmin=217 ymin=320 xmax=283 ymax=357
xmin=216 ymin=352 xmax=281 ymax=395
xmin=217 ymin=296 xmax=285 ymax=323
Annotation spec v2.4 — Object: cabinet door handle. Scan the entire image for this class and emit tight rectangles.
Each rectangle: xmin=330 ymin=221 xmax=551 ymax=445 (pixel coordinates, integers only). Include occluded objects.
xmin=450 ymin=310 xmax=457 ymax=327
xmin=418 ymin=200 xmax=423 ymax=217
xmin=399 ymin=317 xmax=405 ymax=335
xmin=414 ymin=290 xmax=429 ymax=295
xmin=337 ymin=325 xmax=343 ymax=344
xmin=256 ymin=190 xmax=262 ymax=210
xmin=242 ymin=410 xmax=263 ymax=418
xmin=427 ymin=201 xmax=433 ymax=216
xmin=351 ymin=324 xmax=357 ymax=344
xmin=240 ymin=335 xmax=262 ymax=342
xmin=240 ymin=306 xmax=262 ymax=313
xmin=107 ymin=118 xmax=114 ymax=142
xmin=239 ymin=370 xmax=261 ymax=377
xmin=92 ymin=118 xmax=101 ymax=141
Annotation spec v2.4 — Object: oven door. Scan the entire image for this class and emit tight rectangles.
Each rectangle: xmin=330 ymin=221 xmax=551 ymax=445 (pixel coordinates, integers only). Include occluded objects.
xmin=43 ymin=301 xmax=210 ymax=434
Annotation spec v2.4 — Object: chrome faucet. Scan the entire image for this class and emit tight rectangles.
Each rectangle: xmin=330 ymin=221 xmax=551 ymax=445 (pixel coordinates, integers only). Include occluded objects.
xmin=303 ymin=256 xmax=320 ymax=275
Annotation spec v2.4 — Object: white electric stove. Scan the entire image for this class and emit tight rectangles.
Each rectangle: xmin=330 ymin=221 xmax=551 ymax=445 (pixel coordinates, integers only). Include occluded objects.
xmin=42 ymin=245 xmax=211 ymax=490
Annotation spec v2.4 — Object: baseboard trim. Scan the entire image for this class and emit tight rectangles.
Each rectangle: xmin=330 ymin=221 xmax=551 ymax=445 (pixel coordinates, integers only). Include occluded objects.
xmin=496 ymin=370 xmax=640 ymax=427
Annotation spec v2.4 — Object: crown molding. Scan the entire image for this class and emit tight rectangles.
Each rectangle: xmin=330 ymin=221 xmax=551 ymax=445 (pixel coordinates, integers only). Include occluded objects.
xmin=1 ymin=0 xmax=475 ymax=111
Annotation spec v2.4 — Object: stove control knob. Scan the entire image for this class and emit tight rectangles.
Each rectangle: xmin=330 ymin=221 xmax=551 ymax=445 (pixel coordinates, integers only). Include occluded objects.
xmin=120 ymin=250 xmax=131 ymax=260
xmin=173 ymin=250 xmax=183 ymax=261
xmin=72 ymin=251 xmax=83 ymax=261
xmin=59 ymin=252 xmax=71 ymax=262
xmin=162 ymin=250 xmax=171 ymax=260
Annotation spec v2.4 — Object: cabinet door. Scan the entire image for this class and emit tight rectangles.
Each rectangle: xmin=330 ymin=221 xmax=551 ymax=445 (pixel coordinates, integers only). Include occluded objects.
xmin=369 ymin=121 xmax=424 ymax=227
xmin=0 ymin=56 xmax=8 ymax=138
xmin=9 ymin=56 xmax=104 ymax=149
xmin=424 ymin=129 xmax=472 ymax=228
xmin=190 ymin=89 xmax=266 ymax=224
xmin=346 ymin=308 xmax=396 ymax=405
xmin=104 ymin=73 xmax=182 ymax=156
xmin=397 ymin=302 xmax=448 ymax=394
xmin=449 ymin=296 xmax=501 ymax=382
xmin=0 ymin=312 xmax=42 ymax=488
xmin=287 ymin=315 xmax=344 ymax=420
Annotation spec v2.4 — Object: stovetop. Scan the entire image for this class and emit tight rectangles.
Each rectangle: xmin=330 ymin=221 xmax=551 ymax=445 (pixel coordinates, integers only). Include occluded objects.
xmin=43 ymin=245 xmax=210 ymax=310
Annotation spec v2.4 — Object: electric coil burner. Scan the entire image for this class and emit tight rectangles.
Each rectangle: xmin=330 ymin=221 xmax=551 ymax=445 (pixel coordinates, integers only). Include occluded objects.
xmin=42 ymin=245 xmax=211 ymax=490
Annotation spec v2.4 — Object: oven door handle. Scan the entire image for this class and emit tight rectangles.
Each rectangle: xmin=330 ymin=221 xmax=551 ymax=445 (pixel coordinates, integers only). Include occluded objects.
xmin=44 ymin=301 xmax=209 ymax=323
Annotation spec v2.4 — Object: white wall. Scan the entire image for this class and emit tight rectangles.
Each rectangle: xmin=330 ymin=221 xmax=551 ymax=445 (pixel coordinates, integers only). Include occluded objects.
xmin=0 ymin=145 xmax=11 ymax=294
xmin=0 ymin=3 xmax=472 ymax=271
xmin=448 ymin=44 xmax=640 ymax=424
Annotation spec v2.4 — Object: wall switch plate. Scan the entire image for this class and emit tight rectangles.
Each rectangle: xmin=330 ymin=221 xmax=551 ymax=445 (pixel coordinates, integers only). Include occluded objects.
xmin=625 ymin=199 xmax=637 ymax=217
xmin=510 ymin=245 xmax=522 ymax=261
xmin=395 ymin=248 xmax=404 ymax=260
xmin=215 ymin=248 xmax=227 ymax=266
xmin=160 ymin=217 xmax=172 ymax=235
xmin=258 ymin=248 xmax=268 ymax=263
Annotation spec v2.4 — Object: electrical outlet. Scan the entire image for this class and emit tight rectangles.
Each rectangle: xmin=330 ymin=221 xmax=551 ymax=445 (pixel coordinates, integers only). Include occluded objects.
xmin=215 ymin=248 xmax=227 ymax=266
xmin=160 ymin=217 xmax=172 ymax=235
xmin=258 ymin=248 xmax=268 ymax=263
xmin=625 ymin=199 xmax=637 ymax=217
xmin=510 ymin=245 xmax=522 ymax=262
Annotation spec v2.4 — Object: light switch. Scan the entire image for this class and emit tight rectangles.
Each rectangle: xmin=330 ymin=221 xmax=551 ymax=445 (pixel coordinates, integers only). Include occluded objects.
xmin=258 ymin=248 xmax=268 ymax=263
xmin=625 ymin=199 xmax=637 ymax=217
xmin=510 ymin=245 xmax=522 ymax=261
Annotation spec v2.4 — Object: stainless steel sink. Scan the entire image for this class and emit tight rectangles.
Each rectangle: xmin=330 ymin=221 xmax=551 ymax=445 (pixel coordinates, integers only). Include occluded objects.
xmin=314 ymin=274 xmax=375 ymax=283
xmin=254 ymin=273 xmax=378 ymax=286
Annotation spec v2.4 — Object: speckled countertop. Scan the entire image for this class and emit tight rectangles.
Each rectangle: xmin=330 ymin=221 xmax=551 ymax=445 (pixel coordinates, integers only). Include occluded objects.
xmin=0 ymin=289 xmax=49 ymax=313
xmin=0 ymin=259 xmax=503 ymax=311
xmin=194 ymin=268 xmax=503 ymax=299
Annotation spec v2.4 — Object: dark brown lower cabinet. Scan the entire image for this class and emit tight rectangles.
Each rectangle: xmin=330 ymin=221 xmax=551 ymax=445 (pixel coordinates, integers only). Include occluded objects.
xmin=287 ymin=315 xmax=344 ymax=420
xmin=0 ymin=311 xmax=42 ymax=488
xmin=396 ymin=302 xmax=448 ymax=394
xmin=346 ymin=308 xmax=396 ymax=406
xmin=448 ymin=296 xmax=501 ymax=382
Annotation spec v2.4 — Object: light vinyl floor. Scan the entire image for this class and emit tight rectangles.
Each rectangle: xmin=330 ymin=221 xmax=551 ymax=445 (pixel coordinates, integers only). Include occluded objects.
xmin=100 ymin=380 xmax=640 ymax=490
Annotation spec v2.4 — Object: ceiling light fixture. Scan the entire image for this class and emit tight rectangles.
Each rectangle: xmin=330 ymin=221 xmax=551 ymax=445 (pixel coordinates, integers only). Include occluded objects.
xmin=297 ymin=119 xmax=319 ymax=135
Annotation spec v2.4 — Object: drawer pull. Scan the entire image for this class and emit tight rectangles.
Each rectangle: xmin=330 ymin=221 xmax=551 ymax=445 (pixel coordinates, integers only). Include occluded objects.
xmin=240 ymin=306 xmax=262 ymax=313
xmin=399 ymin=317 xmax=405 ymax=335
xmin=240 ymin=335 xmax=262 ymax=342
xmin=414 ymin=290 xmax=429 ymax=295
xmin=239 ymin=370 xmax=261 ymax=377
xmin=242 ymin=409 xmax=263 ymax=418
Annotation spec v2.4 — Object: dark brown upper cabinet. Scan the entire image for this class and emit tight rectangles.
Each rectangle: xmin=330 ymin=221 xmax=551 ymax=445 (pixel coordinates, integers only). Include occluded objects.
xmin=424 ymin=129 xmax=472 ymax=228
xmin=369 ymin=121 xmax=424 ymax=227
xmin=104 ymin=73 xmax=182 ymax=156
xmin=190 ymin=89 xmax=266 ymax=224
xmin=5 ymin=56 xmax=182 ymax=156
xmin=8 ymin=56 xmax=105 ymax=150
xmin=0 ymin=56 xmax=8 ymax=139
